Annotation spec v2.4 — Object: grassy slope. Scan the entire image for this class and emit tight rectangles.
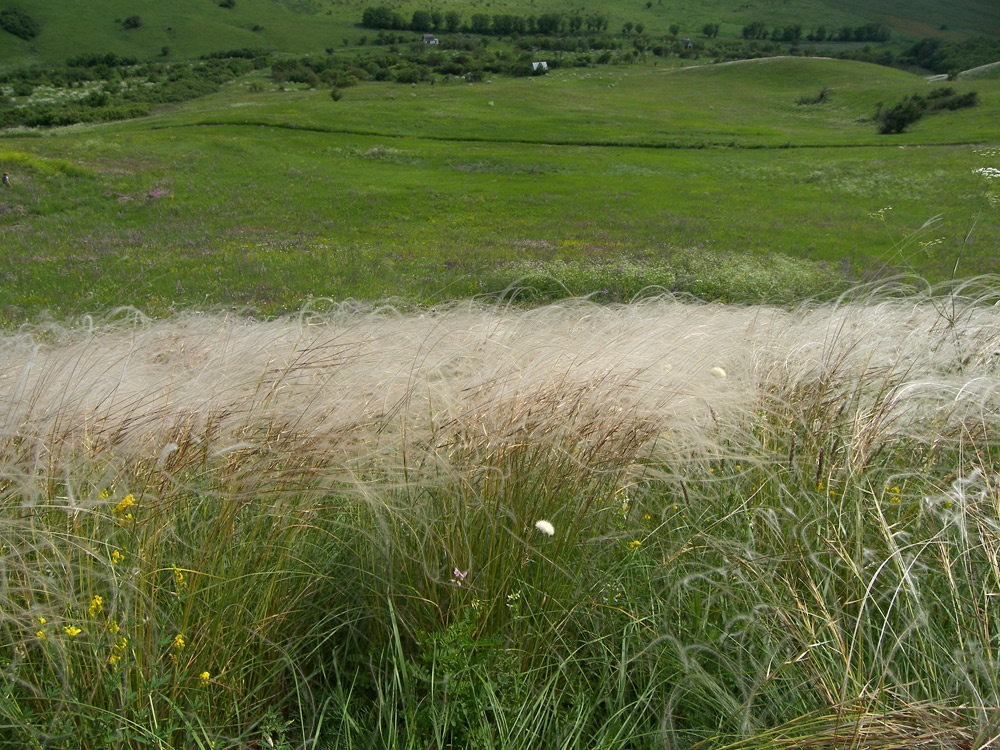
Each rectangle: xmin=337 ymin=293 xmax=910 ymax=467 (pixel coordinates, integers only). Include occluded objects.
xmin=1 ymin=57 xmax=998 ymax=323
xmin=163 ymin=57 xmax=988 ymax=148
xmin=2 ymin=0 xmax=998 ymax=71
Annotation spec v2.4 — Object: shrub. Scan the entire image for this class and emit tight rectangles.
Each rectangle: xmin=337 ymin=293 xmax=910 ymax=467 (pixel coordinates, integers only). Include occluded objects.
xmin=12 ymin=80 xmax=34 ymax=97
xmin=121 ymin=15 xmax=142 ymax=30
xmin=0 ymin=8 xmax=39 ymax=40
xmin=877 ymin=97 xmax=925 ymax=134
xmin=876 ymin=87 xmax=978 ymax=133
xmin=797 ymin=86 xmax=831 ymax=105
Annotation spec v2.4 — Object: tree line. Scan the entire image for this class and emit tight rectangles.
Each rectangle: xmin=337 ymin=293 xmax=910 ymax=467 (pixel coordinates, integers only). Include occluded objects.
xmin=742 ymin=22 xmax=890 ymax=43
xmin=361 ymin=6 xmax=610 ymax=36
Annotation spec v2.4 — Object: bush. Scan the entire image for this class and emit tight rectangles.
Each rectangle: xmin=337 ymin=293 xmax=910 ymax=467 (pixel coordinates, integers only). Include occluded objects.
xmin=121 ymin=15 xmax=142 ymax=30
xmin=876 ymin=87 xmax=977 ymax=133
xmin=0 ymin=8 xmax=39 ymax=40
xmin=877 ymin=97 xmax=925 ymax=134
xmin=12 ymin=80 xmax=34 ymax=97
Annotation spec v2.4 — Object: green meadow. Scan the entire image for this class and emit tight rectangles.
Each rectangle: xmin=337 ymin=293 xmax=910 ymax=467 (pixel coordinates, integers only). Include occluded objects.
xmin=1 ymin=58 xmax=999 ymax=323
xmin=3 ymin=6 xmax=1000 ymax=747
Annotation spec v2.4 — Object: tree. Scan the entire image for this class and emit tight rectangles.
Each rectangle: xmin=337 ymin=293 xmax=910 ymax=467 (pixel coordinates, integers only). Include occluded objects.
xmin=444 ymin=11 xmax=461 ymax=33
xmin=536 ymin=12 xmax=562 ymax=35
xmin=669 ymin=23 xmax=680 ymax=37
xmin=702 ymin=22 xmax=719 ymax=38
xmin=635 ymin=23 xmax=645 ymax=35
xmin=410 ymin=11 xmax=432 ymax=33
xmin=470 ymin=13 xmax=491 ymax=34
xmin=622 ymin=21 xmax=634 ymax=36
xmin=362 ymin=6 xmax=393 ymax=29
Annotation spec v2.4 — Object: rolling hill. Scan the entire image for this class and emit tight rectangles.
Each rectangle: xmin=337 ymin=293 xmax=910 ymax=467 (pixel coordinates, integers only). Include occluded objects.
xmin=2 ymin=0 xmax=999 ymax=71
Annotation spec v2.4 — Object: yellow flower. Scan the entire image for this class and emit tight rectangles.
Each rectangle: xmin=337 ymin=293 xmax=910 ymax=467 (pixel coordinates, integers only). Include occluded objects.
xmin=173 ymin=633 xmax=185 ymax=651
xmin=173 ymin=566 xmax=187 ymax=590
xmin=38 ymin=617 xmax=46 ymax=625
xmin=111 ymin=550 xmax=124 ymax=565
xmin=643 ymin=513 xmax=651 ymax=521
xmin=64 ymin=625 xmax=82 ymax=637
xmin=99 ymin=488 xmax=110 ymax=499
xmin=113 ymin=494 xmax=135 ymax=516
xmin=628 ymin=540 xmax=642 ymax=550
xmin=88 ymin=595 xmax=103 ymax=617
xmin=816 ymin=482 xmax=824 ymax=491
xmin=199 ymin=671 xmax=211 ymax=684
xmin=36 ymin=630 xmax=46 ymax=641
xmin=108 ymin=620 xmax=120 ymax=635
xmin=109 ymin=653 xmax=121 ymax=665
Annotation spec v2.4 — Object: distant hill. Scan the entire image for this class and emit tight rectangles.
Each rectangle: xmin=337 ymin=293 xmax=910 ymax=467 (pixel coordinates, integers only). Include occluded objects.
xmin=1 ymin=0 xmax=999 ymax=71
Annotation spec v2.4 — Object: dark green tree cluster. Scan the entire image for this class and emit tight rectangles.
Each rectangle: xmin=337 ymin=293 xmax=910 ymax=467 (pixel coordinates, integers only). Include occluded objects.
xmin=269 ymin=45 xmax=594 ymax=89
xmin=0 ymin=8 xmax=39 ymax=40
xmin=876 ymin=86 xmax=978 ymax=134
xmin=899 ymin=37 xmax=1000 ymax=75
xmin=743 ymin=21 xmax=889 ymax=42
xmin=361 ymin=7 xmax=607 ymax=38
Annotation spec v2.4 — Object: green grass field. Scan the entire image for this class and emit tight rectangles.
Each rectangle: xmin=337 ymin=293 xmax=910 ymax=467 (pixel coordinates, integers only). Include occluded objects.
xmin=1 ymin=57 xmax=998 ymax=323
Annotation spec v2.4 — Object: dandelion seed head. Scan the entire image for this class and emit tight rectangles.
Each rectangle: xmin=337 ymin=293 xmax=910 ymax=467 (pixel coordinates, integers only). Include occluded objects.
xmin=534 ymin=519 xmax=555 ymax=536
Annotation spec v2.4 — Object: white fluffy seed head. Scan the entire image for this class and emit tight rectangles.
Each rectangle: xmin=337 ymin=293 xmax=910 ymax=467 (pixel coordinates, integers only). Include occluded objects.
xmin=534 ymin=520 xmax=555 ymax=536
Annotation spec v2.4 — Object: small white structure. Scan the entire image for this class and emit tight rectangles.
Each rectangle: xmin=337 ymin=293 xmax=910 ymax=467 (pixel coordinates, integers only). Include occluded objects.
xmin=422 ymin=34 xmax=439 ymax=44
xmin=531 ymin=61 xmax=548 ymax=71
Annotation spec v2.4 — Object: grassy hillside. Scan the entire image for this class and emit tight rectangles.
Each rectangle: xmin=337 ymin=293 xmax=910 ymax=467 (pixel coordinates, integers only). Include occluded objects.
xmin=1 ymin=57 xmax=998 ymax=324
xmin=2 ymin=0 xmax=998 ymax=71
xmin=163 ymin=57 xmax=986 ymax=148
